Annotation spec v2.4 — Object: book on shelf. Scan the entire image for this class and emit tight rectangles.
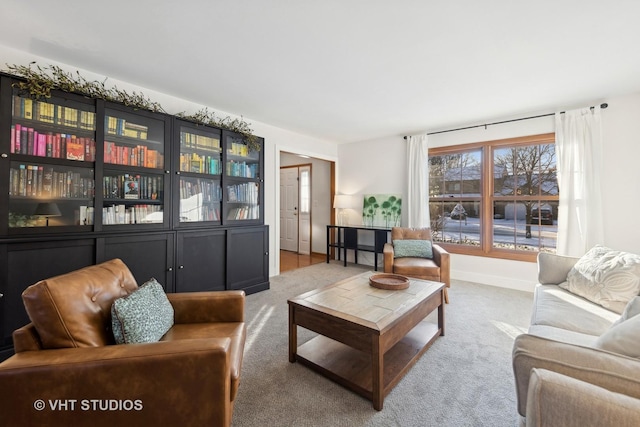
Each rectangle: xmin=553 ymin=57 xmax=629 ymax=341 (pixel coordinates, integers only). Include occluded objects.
xmin=35 ymin=165 xmax=43 ymax=197
xmin=42 ymin=167 xmax=53 ymax=197
xmin=103 ymin=204 xmax=163 ymax=225
xmin=25 ymin=165 xmax=34 ymax=196
xmin=123 ymin=121 xmax=148 ymax=139
xmin=105 ymin=116 xmax=149 ymax=140
xmin=227 ymin=185 xmax=237 ymax=202
xmin=9 ymin=164 xmax=92 ymax=199
xmin=12 ymin=96 xmax=96 ymax=129
xmin=226 ymin=206 xmax=258 ymax=220
xmin=104 ymin=141 xmax=162 ymax=168
xmin=24 ymin=98 xmax=33 ymax=119
xmin=74 ymin=206 xmax=94 ymax=225
xmin=9 ymin=123 xmax=95 ymax=161
xmin=180 ymin=131 xmax=220 ymax=152
xmin=66 ymin=136 xmax=85 ymax=161
xmin=27 ymin=127 xmax=34 ymax=155
xmin=124 ymin=174 xmax=140 ymax=199
xmin=228 ymin=141 xmax=249 ymax=157
xmin=78 ymin=206 xmax=89 ymax=225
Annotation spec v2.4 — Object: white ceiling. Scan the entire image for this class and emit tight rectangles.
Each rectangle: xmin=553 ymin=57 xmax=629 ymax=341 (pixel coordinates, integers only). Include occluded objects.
xmin=1 ymin=1 xmax=639 ymax=143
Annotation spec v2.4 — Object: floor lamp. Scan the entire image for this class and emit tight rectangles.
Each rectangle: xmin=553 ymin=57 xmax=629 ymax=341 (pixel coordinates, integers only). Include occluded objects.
xmin=333 ymin=195 xmax=351 ymax=226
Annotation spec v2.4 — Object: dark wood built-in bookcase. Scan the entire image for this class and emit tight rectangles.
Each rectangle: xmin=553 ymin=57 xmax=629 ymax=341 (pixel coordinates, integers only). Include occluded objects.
xmin=0 ymin=74 xmax=269 ymax=361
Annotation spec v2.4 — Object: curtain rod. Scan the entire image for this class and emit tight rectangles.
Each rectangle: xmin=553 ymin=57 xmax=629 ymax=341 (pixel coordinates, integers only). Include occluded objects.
xmin=403 ymin=103 xmax=608 ymax=139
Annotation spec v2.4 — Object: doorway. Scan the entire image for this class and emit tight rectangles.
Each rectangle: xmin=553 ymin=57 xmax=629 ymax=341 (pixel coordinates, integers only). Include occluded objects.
xmin=277 ymin=150 xmax=335 ymax=274
xmin=280 ymin=164 xmax=311 ymax=254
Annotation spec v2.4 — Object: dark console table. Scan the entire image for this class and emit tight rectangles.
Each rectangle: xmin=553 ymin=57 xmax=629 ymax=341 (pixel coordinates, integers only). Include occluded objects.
xmin=326 ymin=225 xmax=391 ymax=271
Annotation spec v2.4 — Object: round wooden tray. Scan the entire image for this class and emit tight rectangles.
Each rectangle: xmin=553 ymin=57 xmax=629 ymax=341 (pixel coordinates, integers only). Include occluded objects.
xmin=369 ymin=273 xmax=410 ymax=290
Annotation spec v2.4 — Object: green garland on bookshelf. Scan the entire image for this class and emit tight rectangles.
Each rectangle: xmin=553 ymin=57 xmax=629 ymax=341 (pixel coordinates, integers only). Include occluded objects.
xmin=176 ymin=108 xmax=259 ymax=152
xmin=4 ymin=62 xmax=260 ymax=151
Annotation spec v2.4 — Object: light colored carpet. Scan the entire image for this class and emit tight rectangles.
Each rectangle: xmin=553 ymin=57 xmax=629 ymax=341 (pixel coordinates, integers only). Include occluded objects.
xmin=232 ymin=261 xmax=532 ymax=427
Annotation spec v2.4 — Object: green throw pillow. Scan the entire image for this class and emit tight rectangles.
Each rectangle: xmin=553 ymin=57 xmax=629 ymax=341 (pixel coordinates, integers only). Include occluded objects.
xmin=393 ymin=239 xmax=433 ymax=259
xmin=111 ymin=278 xmax=174 ymax=344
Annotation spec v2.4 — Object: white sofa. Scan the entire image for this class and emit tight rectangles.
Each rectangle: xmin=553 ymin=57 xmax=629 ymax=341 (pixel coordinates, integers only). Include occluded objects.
xmin=512 ymin=251 xmax=640 ymax=426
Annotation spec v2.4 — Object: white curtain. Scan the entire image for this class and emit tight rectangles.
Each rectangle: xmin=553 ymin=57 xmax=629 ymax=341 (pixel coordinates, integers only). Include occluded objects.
xmin=406 ymin=134 xmax=429 ymax=228
xmin=555 ymin=106 xmax=604 ymax=257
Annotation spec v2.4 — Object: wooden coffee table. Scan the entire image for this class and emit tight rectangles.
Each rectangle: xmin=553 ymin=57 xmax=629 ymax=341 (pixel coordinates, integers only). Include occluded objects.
xmin=288 ymin=271 xmax=445 ymax=410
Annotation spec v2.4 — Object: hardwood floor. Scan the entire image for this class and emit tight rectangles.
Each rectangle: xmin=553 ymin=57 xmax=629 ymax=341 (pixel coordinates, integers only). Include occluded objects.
xmin=280 ymin=250 xmax=325 ymax=273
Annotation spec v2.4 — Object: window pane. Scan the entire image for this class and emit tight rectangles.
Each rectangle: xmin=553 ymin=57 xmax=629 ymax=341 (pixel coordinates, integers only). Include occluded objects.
xmin=494 ymin=144 xmax=557 ymax=197
xmin=429 ymin=201 xmax=446 ymax=240
xmin=428 ymin=156 xmax=444 ymax=197
xmin=429 ymin=150 xmax=481 ymax=198
xmin=300 ymin=170 xmax=310 ymax=213
xmin=492 ymin=201 xmax=557 ymax=252
xmin=459 ymin=151 xmax=481 ymax=196
xmin=432 ymin=200 xmax=481 ymax=246
xmin=539 ymin=144 xmax=558 ymax=196
xmin=494 ymin=147 xmax=515 ymax=196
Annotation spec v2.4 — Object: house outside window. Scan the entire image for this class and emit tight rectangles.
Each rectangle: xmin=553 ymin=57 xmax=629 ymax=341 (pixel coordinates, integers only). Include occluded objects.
xmin=428 ymin=133 xmax=557 ymax=262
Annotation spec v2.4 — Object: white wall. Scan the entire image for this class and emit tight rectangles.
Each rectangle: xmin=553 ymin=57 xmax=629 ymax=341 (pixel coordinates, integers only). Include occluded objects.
xmin=280 ymin=153 xmax=332 ymax=254
xmin=5 ymin=44 xmax=640 ymax=287
xmin=600 ymin=93 xmax=640 ymax=253
xmin=338 ymin=93 xmax=640 ymax=292
xmin=0 ymin=45 xmax=340 ymax=278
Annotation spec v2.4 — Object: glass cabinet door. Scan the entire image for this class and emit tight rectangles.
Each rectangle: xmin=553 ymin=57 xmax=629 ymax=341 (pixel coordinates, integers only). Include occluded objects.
xmin=176 ymin=122 xmax=222 ymax=226
xmin=179 ymin=176 xmax=221 ymax=222
xmin=104 ymin=109 xmax=164 ymax=169
xmin=223 ymin=133 xmax=263 ymax=224
xmin=102 ymin=170 xmax=164 ymax=224
xmin=103 ymin=107 xmax=168 ymax=227
xmin=8 ymin=91 xmax=96 ymax=231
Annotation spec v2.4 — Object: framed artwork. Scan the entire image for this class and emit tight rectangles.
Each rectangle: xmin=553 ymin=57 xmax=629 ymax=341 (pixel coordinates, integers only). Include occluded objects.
xmin=362 ymin=194 xmax=401 ymax=227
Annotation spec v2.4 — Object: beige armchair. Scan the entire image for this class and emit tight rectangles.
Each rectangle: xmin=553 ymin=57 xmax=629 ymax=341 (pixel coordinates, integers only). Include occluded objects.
xmin=383 ymin=227 xmax=450 ymax=303
xmin=523 ymin=368 xmax=640 ymax=427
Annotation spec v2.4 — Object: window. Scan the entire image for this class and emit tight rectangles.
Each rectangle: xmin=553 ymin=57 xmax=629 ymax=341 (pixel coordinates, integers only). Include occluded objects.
xmin=299 ymin=169 xmax=310 ymax=214
xmin=428 ymin=133 xmax=557 ymax=261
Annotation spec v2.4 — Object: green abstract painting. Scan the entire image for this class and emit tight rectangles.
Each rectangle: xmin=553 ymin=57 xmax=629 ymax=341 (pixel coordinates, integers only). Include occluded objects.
xmin=362 ymin=194 xmax=401 ymax=227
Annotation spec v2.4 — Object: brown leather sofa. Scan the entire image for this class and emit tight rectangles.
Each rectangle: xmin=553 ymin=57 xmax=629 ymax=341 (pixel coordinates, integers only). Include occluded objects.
xmin=383 ymin=227 xmax=451 ymax=303
xmin=0 ymin=258 xmax=246 ymax=427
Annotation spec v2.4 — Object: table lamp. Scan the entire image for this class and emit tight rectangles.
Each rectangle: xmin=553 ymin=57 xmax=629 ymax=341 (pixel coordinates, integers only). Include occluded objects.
xmin=333 ymin=195 xmax=352 ymax=226
xmin=34 ymin=202 xmax=61 ymax=226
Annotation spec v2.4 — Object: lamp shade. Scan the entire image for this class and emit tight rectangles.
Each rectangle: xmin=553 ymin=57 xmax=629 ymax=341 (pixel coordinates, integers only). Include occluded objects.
xmin=34 ymin=202 xmax=62 ymax=217
xmin=333 ymin=195 xmax=352 ymax=209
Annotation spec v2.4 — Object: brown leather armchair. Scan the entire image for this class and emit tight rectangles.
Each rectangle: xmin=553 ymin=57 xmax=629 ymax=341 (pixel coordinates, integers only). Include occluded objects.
xmin=0 ymin=258 xmax=246 ymax=427
xmin=383 ymin=227 xmax=451 ymax=303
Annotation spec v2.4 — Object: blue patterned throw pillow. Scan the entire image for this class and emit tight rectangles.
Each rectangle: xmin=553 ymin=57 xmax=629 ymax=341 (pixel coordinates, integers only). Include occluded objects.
xmin=111 ymin=278 xmax=174 ymax=344
xmin=393 ymin=239 xmax=433 ymax=259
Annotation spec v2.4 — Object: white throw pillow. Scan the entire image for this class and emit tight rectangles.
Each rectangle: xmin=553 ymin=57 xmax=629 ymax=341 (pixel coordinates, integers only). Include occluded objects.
xmin=594 ymin=312 xmax=640 ymax=358
xmin=611 ymin=296 xmax=640 ymax=327
xmin=561 ymin=245 xmax=640 ymax=314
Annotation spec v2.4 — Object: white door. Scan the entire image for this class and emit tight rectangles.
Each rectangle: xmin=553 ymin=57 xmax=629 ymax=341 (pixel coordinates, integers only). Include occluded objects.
xmin=298 ymin=165 xmax=311 ymax=255
xmin=280 ymin=167 xmax=299 ymax=252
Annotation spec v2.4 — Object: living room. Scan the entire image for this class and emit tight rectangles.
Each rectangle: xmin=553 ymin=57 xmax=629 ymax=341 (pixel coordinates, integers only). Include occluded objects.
xmin=1 ymin=3 xmax=638 ymax=283
xmin=1 ymin=2 xmax=640 ymax=426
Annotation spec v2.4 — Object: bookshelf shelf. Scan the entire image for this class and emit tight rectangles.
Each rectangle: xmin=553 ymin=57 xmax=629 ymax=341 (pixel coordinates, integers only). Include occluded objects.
xmin=0 ymin=74 xmax=269 ymax=361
